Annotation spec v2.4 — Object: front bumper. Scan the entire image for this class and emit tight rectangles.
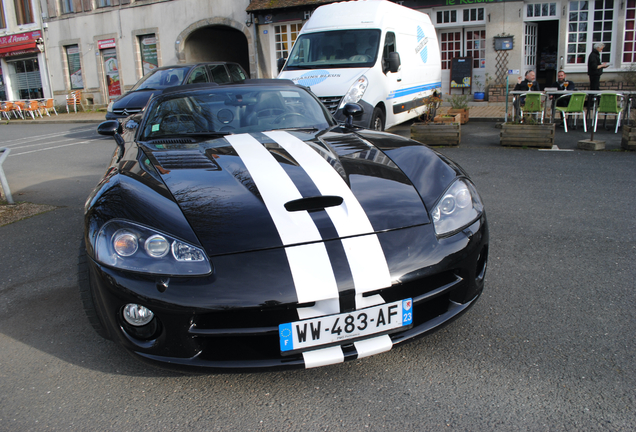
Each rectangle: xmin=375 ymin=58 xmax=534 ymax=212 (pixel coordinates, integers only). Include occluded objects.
xmin=87 ymin=217 xmax=488 ymax=371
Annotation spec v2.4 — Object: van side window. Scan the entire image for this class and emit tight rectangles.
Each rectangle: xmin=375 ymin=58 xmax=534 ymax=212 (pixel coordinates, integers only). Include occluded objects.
xmin=382 ymin=32 xmax=396 ymax=73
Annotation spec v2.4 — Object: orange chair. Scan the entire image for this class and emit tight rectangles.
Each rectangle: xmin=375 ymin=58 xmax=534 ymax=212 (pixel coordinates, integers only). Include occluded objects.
xmin=12 ymin=101 xmax=27 ymax=119
xmin=39 ymin=98 xmax=58 ymax=116
xmin=17 ymin=100 xmax=43 ymax=119
xmin=1 ymin=102 xmax=17 ymax=120
xmin=66 ymin=90 xmax=82 ymax=113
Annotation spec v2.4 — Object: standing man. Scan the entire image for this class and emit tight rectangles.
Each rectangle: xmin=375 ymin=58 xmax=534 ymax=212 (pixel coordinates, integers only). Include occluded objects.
xmin=587 ymin=43 xmax=609 ymax=90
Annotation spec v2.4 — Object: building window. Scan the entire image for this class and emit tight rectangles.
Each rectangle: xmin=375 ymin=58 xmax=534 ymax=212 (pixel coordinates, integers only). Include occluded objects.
xmin=61 ymin=0 xmax=74 ymax=13
xmin=526 ymin=2 xmax=557 ymax=18
xmin=14 ymin=0 xmax=34 ymax=25
xmin=624 ymin=0 xmax=636 ymax=62
xmin=567 ymin=0 xmax=614 ymax=64
xmin=466 ymin=30 xmax=486 ymax=68
xmin=66 ymin=45 xmax=83 ymax=89
xmin=275 ymin=22 xmax=303 ymax=60
xmin=463 ymin=8 xmax=485 ymax=22
xmin=436 ymin=10 xmax=457 ymax=24
xmin=440 ymin=31 xmax=462 ymax=70
xmin=0 ymin=1 xmax=7 ymax=29
xmin=97 ymin=0 xmax=111 ymax=7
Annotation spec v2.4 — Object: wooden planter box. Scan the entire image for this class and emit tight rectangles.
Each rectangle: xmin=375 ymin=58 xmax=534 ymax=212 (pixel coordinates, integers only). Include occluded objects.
xmin=411 ymin=122 xmax=461 ymax=146
xmin=448 ymin=108 xmax=469 ymax=124
xmin=500 ymin=123 xmax=555 ymax=148
xmin=621 ymin=123 xmax=636 ymax=150
xmin=434 ymin=114 xmax=461 ymax=124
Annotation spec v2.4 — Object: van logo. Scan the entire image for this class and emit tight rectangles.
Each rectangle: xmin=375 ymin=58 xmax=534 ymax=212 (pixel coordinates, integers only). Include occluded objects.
xmin=415 ymin=26 xmax=429 ymax=64
xmin=292 ymin=70 xmax=341 ymax=87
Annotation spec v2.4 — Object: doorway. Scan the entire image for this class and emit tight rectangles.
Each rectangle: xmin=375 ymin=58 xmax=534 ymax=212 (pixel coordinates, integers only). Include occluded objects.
xmin=184 ymin=26 xmax=250 ymax=75
xmin=536 ymin=20 xmax=560 ymax=88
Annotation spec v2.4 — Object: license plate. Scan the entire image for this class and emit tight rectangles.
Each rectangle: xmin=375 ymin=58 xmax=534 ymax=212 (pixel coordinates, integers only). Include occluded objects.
xmin=279 ymin=299 xmax=413 ymax=353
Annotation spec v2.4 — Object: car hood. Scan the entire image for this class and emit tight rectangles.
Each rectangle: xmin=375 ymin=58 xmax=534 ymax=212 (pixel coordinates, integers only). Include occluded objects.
xmin=144 ymin=130 xmax=430 ymax=256
xmin=112 ymin=89 xmax=158 ymax=110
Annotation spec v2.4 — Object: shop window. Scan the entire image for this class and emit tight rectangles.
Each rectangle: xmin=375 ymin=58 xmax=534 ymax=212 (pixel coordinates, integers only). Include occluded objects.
xmin=14 ymin=0 xmax=34 ymax=25
xmin=466 ymin=30 xmax=486 ymax=68
xmin=624 ymin=0 xmax=636 ymax=62
xmin=439 ymin=31 xmax=462 ymax=70
xmin=139 ymin=35 xmax=158 ymax=76
xmin=275 ymin=22 xmax=303 ymax=60
xmin=436 ymin=8 xmax=484 ymax=26
xmin=567 ymin=0 xmax=615 ymax=64
xmin=8 ymin=58 xmax=42 ymax=99
xmin=526 ymin=2 xmax=558 ymax=18
xmin=66 ymin=45 xmax=83 ymax=89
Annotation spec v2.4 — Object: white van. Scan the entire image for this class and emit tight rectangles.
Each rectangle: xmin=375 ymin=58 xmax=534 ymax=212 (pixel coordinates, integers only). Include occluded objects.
xmin=277 ymin=0 xmax=442 ymax=131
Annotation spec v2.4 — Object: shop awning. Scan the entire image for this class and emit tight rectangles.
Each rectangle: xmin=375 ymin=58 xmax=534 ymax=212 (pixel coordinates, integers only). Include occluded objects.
xmin=0 ymin=42 xmax=38 ymax=57
xmin=246 ymin=0 xmax=339 ymax=12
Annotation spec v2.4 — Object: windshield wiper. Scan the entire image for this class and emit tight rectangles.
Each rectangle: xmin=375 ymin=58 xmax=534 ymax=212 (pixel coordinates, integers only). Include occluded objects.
xmin=271 ymin=127 xmax=320 ymax=132
xmin=183 ymin=131 xmax=234 ymax=137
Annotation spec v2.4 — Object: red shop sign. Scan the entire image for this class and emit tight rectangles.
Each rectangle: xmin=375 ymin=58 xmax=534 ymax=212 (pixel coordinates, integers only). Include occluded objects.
xmin=98 ymin=38 xmax=116 ymax=49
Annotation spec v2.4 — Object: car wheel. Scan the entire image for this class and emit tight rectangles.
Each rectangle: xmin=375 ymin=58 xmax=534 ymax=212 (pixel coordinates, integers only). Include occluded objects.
xmin=370 ymin=107 xmax=385 ymax=131
xmin=78 ymin=241 xmax=111 ymax=340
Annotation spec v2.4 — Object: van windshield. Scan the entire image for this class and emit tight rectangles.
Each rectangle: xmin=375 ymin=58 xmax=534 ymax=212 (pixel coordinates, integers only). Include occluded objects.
xmin=284 ymin=29 xmax=381 ymax=70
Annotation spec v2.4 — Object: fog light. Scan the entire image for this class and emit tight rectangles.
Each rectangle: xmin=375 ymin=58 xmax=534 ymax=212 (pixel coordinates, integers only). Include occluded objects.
xmin=123 ymin=303 xmax=154 ymax=326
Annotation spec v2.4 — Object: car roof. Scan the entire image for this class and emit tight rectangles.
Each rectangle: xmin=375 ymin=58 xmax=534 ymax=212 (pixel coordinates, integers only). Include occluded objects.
xmin=152 ymin=62 xmax=242 ymax=72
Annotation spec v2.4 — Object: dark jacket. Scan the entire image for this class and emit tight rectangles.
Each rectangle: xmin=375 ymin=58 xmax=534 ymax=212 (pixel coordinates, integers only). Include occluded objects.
xmin=588 ymin=50 xmax=603 ymax=76
xmin=514 ymin=79 xmax=540 ymax=91
xmin=551 ymin=80 xmax=576 ymax=91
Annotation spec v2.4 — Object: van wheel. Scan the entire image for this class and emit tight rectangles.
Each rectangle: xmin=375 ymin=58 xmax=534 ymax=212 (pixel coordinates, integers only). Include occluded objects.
xmin=370 ymin=107 xmax=385 ymax=131
xmin=78 ymin=241 xmax=111 ymax=340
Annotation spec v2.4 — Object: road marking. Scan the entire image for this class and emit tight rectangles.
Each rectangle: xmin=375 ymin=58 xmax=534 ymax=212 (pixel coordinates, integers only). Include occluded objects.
xmin=8 ymin=140 xmax=94 ymax=156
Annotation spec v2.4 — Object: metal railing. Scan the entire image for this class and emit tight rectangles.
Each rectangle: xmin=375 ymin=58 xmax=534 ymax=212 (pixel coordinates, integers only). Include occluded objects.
xmin=0 ymin=148 xmax=14 ymax=204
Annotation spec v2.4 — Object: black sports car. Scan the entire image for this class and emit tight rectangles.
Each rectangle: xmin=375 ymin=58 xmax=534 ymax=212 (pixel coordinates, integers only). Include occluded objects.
xmin=84 ymin=79 xmax=488 ymax=370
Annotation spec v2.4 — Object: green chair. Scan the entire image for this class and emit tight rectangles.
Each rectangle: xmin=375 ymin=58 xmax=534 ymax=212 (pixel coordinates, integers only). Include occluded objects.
xmin=520 ymin=92 xmax=545 ymax=124
xmin=594 ymin=93 xmax=625 ymax=133
xmin=555 ymin=93 xmax=587 ymax=133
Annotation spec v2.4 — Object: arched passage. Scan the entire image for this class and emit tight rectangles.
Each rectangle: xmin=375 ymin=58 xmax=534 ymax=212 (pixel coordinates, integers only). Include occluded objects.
xmin=176 ymin=18 xmax=253 ymax=77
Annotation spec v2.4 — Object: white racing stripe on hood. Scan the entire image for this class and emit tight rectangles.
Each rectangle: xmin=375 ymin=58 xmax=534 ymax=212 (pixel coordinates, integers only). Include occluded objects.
xmin=265 ymin=131 xmax=392 ymax=309
xmin=226 ymin=134 xmax=339 ymax=305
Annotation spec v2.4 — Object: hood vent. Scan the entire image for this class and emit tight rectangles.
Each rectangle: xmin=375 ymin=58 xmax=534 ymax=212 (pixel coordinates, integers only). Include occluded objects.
xmin=153 ymin=150 xmax=220 ymax=170
xmin=321 ymin=134 xmax=372 ymax=156
xmin=149 ymin=138 xmax=197 ymax=145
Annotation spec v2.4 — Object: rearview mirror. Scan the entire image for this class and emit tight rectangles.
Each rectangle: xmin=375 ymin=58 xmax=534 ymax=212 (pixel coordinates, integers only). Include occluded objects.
xmin=97 ymin=120 xmax=122 ymax=136
xmin=388 ymin=52 xmax=401 ymax=74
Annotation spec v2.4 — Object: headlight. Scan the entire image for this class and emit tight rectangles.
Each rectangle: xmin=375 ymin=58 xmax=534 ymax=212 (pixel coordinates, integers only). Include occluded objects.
xmin=94 ymin=219 xmax=212 ymax=275
xmin=339 ymin=75 xmax=368 ymax=109
xmin=107 ymin=101 xmax=114 ymax=112
xmin=432 ymin=179 xmax=484 ymax=236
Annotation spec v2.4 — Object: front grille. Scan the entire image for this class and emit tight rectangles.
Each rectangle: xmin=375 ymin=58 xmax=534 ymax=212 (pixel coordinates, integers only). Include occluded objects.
xmin=113 ymin=108 xmax=142 ymax=116
xmin=319 ymin=96 xmax=343 ymax=114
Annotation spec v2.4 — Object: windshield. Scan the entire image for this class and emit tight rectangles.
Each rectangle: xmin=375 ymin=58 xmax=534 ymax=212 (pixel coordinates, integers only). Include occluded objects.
xmin=284 ymin=29 xmax=381 ymax=70
xmin=131 ymin=67 xmax=190 ymax=91
xmin=140 ymin=85 xmax=335 ymax=140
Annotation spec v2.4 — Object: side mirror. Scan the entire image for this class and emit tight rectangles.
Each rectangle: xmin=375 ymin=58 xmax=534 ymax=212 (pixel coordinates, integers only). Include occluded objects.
xmin=343 ymin=103 xmax=363 ymax=128
xmin=97 ymin=120 xmax=122 ymax=136
xmin=388 ymin=52 xmax=401 ymax=74
xmin=277 ymin=57 xmax=287 ymax=74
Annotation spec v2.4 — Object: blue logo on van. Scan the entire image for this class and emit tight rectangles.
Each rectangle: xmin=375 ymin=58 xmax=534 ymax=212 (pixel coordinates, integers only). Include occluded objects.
xmin=416 ymin=26 xmax=429 ymax=63
xmin=293 ymin=70 xmax=338 ymax=87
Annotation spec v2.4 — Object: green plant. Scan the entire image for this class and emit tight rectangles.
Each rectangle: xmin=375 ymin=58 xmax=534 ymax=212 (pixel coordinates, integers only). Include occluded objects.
xmin=416 ymin=93 xmax=443 ymax=123
xmin=448 ymin=94 xmax=470 ymax=110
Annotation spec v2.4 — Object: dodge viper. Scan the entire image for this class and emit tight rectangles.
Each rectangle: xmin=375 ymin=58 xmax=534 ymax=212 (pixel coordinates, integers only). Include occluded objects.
xmin=82 ymin=79 xmax=489 ymax=370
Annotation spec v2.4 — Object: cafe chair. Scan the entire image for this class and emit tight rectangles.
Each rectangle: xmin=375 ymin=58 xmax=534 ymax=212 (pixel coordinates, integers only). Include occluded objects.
xmin=594 ymin=93 xmax=625 ymax=133
xmin=39 ymin=98 xmax=58 ymax=116
xmin=0 ymin=102 xmax=18 ymax=120
xmin=66 ymin=90 xmax=82 ymax=113
xmin=20 ymin=100 xmax=44 ymax=119
xmin=555 ymin=93 xmax=587 ymax=133
xmin=519 ymin=92 xmax=546 ymax=124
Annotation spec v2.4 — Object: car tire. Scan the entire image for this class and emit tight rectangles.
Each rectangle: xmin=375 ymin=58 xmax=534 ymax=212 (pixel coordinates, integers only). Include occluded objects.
xmin=370 ymin=107 xmax=385 ymax=131
xmin=78 ymin=241 xmax=111 ymax=340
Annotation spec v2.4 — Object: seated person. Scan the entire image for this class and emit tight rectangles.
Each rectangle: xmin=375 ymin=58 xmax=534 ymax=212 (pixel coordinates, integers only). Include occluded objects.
xmin=551 ymin=70 xmax=577 ymax=107
xmin=513 ymin=70 xmax=541 ymax=116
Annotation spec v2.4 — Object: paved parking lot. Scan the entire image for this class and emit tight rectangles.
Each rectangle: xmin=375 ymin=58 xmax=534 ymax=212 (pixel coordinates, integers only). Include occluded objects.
xmin=1 ymin=122 xmax=634 ymax=431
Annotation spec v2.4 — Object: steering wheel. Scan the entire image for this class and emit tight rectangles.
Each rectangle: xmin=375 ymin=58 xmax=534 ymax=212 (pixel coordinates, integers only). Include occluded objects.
xmin=273 ymin=112 xmax=307 ymax=124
